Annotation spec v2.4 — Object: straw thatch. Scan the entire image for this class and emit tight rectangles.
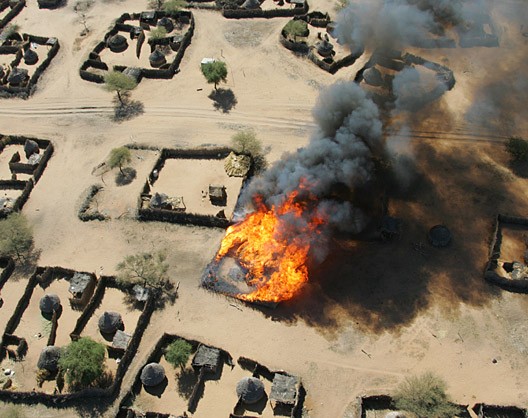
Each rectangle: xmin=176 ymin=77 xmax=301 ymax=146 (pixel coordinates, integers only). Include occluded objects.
xmin=107 ymin=34 xmax=128 ymax=53
xmin=140 ymin=362 xmax=165 ymax=387
xmin=112 ymin=330 xmax=132 ymax=350
xmin=428 ymin=225 xmax=452 ymax=247
xmin=37 ymin=346 xmax=61 ymax=372
xmin=149 ymin=49 xmax=166 ymax=68
xmin=363 ymin=67 xmax=383 ymax=86
xmin=157 ymin=17 xmax=174 ymax=33
xmin=224 ymin=152 xmax=251 ymax=177
xmin=23 ymin=48 xmax=38 ymax=65
xmin=192 ymin=344 xmax=221 ymax=373
xmin=39 ymin=294 xmax=61 ymax=314
xmin=24 ymin=139 xmax=40 ymax=158
xmin=316 ymin=39 xmax=333 ymax=57
xmin=68 ymin=272 xmax=92 ymax=296
xmin=236 ymin=377 xmax=265 ymax=404
xmin=270 ymin=373 xmax=298 ymax=405
xmin=98 ymin=311 xmax=123 ymax=334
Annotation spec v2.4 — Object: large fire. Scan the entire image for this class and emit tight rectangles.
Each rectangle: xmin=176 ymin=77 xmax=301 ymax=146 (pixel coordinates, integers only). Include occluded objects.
xmin=216 ymin=186 xmax=325 ymax=303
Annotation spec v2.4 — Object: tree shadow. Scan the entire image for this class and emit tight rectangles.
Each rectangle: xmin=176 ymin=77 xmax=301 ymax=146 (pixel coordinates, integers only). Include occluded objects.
xmin=112 ymin=97 xmax=144 ymax=122
xmin=176 ymin=367 xmax=198 ymax=399
xmin=115 ymin=167 xmax=137 ymax=186
xmin=208 ymin=88 xmax=237 ymax=113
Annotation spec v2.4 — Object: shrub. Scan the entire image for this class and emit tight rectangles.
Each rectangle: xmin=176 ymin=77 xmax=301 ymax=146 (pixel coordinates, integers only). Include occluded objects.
xmin=58 ymin=337 xmax=106 ymax=388
xmin=149 ymin=26 xmax=168 ymax=40
xmin=231 ymin=130 xmax=267 ymax=172
xmin=394 ymin=372 xmax=461 ymax=418
xmin=506 ymin=136 xmax=528 ymax=161
xmin=0 ymin=213 xmax=33 ymax=260
xmin=162 ymin=0 xmax=188 ymax=13
xmin=283 ymin=20 xmax=309 ymax=40
xmin=108 ymin=146 xmax=132 ymax=175
xmin=165 ymin=339 xmax=192 ymax=368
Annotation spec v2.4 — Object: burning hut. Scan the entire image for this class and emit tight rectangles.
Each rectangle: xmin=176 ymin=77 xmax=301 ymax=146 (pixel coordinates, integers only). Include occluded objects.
xmin=24 ymin=139 xmax=40 ymax=159
xmin=7 ymin=67 xmax=28 ymax=86
xmin=209 ymin=184 xmax=227 ymax=206
xmin=157 ymin=17 xmax=174 ymax=33
xmin=270 ymin=373 xmax=299 ymax=412
xmin=98 ymin=311 xmax=124 ymax=334
xmin=149 ymin=48 xmax=166 ymax=68
xmin=224 ymin=152 xmax=251 ymax=177
xmin=141 ymin=363 xmax=165 ymax=387
xmin=107 ymin=34 xmax=128 ymax=53
xmin=236 ymin=377 xmax=265 ymax=404
xmin=428 ymin=225 xmax=452 ymax=247
xmin=68 ymin=272 xmax=95 ymax=306
xmin=37 ymin=346 xmax=61 ymax=372
xmin=192 ymin=344 xmax=221 ymax=373
xmin=363 ymin=67 xmax=383 ymax=87
xmin=112 ymin=330 xmax=132 ymax=350
xmin=39 ymin=294 xmax=61 ymax=314
xmin=23 ymin=48 xmax=38 ymax=66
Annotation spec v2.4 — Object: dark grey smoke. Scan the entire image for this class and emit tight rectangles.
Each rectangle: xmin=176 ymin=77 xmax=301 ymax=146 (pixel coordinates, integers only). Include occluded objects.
xmin=239 ymin=81 xmax=382 ymax=234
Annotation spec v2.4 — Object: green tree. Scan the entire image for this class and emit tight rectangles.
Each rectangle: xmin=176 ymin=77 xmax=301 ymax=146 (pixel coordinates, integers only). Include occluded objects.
xmin=231 ymin=130 xmax=267 ymax=172
xmin=506 ymin=136 xmax=528 ymax=162
xmin=394 ymin=372 xmax=461 ymax=418
xmin=283 ymin=20 xmax=309 ymax=41
xmin=149 ymin=26 xmax=167 ymax=40
xmin=162 ymin=0 xmax=188 ymax=13
xmin=108 ymin=146 xmax=132 ymax=175
xmin=116 ymin=251 xmax=171 ymax=292
xmin=58 ymin=337 xmax=106 ymax=388
xmin=103 ymin=71 xmax=138 ymax=106
xmin=201 ymin=61 xmax=228 ymax=90
xmin=165 ymin=339 xmax=192 ymax=368
xmin=0 ymin=213 xmax=33 ymax=260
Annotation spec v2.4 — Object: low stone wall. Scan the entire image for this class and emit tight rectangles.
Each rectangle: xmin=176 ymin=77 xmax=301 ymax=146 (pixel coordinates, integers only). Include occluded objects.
xmin=307 ymin=47 xmax=364 ymax=74
xmin=222 ymin=1 xmax=308 ymax=19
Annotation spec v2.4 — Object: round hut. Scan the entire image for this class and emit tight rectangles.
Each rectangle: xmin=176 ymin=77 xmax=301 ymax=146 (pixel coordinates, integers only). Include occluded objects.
xmin=98 ymin=311 xmax=123 ymax=334
xmin=315 ymin=38 xmax=334 ymax=57
xmin=236 ymin=377 xmax=265 ymax=404
xmin=7 ymin=67 xmax=29 ymax=86
xmin=149 ymin=48 xmax=166 ymax=68
xmin=157 ymin=17 xmax=174 ymax=33
xmin=363 ymin=67 xmax=383 ymax=87
xmin=140 ymin=363 xmax=165 ymax=387
xmin=107 ymin=34 xmax=128 ymax=53
xmin=39 ymin=294 xmax=61 ymax=314
xmin=37 ymin=346 xmax=61 ymax=372
xmin=428 ymin=225 xmax=452 ymax=247
xmin=241 ymin=0 xmax=260 ymax=9
xmin=23 ymin=48 xmax=38 ymax=65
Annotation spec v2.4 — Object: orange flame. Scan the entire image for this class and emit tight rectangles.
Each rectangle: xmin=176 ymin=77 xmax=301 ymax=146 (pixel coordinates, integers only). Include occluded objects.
xmin=216 ymin=187 xmax=325 ymax=303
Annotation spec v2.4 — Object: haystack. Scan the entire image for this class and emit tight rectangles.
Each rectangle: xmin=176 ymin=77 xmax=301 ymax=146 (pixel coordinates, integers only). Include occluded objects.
xmin=107 ymin=34 xmax=128 ymax=53
xmin=140 ymin=363 xmax=165 ymax=387
xmin=224 ymin=152 xmax=251 ymax=177
xmin=98 ymin=311 xmax=123 ymax=334
xmin=236 ymin=377 xmax=265 ymax=404
xmin=37 ymin=346 xmax=61 ymax=372
xmin=149 ymin=49 xmax=166 ymax=68
xmin=39 ymin=294 xmax=61 ymax=314
xmin=428 ymin=225 xmax=452 ymax=247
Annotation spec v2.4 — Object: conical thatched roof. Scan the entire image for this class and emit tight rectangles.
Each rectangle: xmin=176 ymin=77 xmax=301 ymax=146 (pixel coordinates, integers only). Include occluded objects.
xmin=23 ymin=48 xmax=38 ymax=65
xmin=107 ymin=34 xmax=128 ymax=52
xmin=140 ymin=362 xmax=165 ymax=387
xmin=24 ymin=139 xmax=39 ymax=158
xmin=7 ymin=67 xmax=28 ymax=86
xmin=39 ymin=294 xmax=61 ymax=314
xmin=224 ymin=152 xmax=251 ymax=177
xmin=37 ymin=346 xmax=61 ymax=372
xmin=157 ymin=17 xmax=174 ymax=33
xmin=428 ymin=224 xmax=452 ymax=247
xmin=242 ymin=0 xmax=260 ymax=9
xmin=363 ymin=67 xmax=383 ymax=86
xmin=236 ymin=377 xmax=265 ymax=404
xmin=98 ymin=311 xmax=123 ymax=334
xmin=149 ymin=49 xmax=166 ymax=67
xmin=316 ymin=39 xmax=333 ymax=57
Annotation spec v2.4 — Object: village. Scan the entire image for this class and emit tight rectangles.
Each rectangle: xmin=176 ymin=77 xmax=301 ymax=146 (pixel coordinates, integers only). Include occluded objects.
xmin=0 ymin=0 xmax=527 ymax=417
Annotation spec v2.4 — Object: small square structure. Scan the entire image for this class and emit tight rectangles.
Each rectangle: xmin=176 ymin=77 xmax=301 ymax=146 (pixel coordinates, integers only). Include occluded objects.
xmin=209 ymin=184 xmax=227 ymax=206
xmin=68 ymin=272 xmax=96 ymax=306
xmin=270 ymin=373 xmax=299 ymax=411
xmin=192 ymin=344 xmax=221 ymax=373
xmin=112 ymin=329 xmax=132 ymax=350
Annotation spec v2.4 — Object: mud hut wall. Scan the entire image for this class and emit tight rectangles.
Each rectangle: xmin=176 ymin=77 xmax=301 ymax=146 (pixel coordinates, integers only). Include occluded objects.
xmin=79 ymin=69 xmax=105 ymax=83
xmin=0 ymin=257 xmax=15 ymax=290
xmin=222 ymin=1 xmax=308 ymax=18
xmin=358 ymin=395 xmax=394 ymax=418
xmin=0 ymin=0 xmax=25 ymax=30
xmin=472 ymin=403 xmax=527 ymax=417
xmin=138 ymin=207 xmax=230 ymax=228
xmin=168 ymin=12 xmax=195 ymax=72
xmin=83 ymin=59 xmax=108 ymax=71
xmin=9 ymin=161 xmax=36 ymax=175
xmin=291 ymin=383 xmax=306 ymax=418
xmin=11 ymin=178 xmax=33 ymax=213
xmin=307 ymin=47 xmax=363 ymax=74
xmin=78 ymin=184 xmax=108 ymax=222
xmin=0 ymin=179 xmax=26 ymax=189
xmin=279 ymin=33 xmax=309 ymax=54
xmin=46 ymin=309 xmax=59 ymax=346
xmin=0 ymin=45 xmax=19 ymax=54
xmin=70 ymin=275 xmax=107 ymax=340
xmin=32 ymin=142 xmax=53 ymax=183
xmin=160 ymin=146 xmax=232 ymax=160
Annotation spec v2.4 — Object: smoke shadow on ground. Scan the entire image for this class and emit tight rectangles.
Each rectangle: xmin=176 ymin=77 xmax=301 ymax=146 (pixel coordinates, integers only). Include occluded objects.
xmin=249 ymin=140 xmax=522 ymax=336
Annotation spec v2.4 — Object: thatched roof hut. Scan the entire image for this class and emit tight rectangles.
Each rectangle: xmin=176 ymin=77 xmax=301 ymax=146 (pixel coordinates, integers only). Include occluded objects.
xmin=140 ymin=362 xmax=165 ymax=387
xmin=39 ymin=294 xmax=61 ymax=314
xmin=7 ymin=67 xmax=29 ymax=86
xmin=149 ymin=48 xmax=166 ymax=68
xmin=209 ymin=184 xmax=227 ymax=206
xmin=242 ymin=0 xmax=260 ymax=8
xmin=428 ymin=225 xmax=452 ymax=247
xmin=112 ymin=330 xmax=132 ymax=350
xmin=68 ymin=272 xmax=93 ymax=299
xmin=24 ymin=139 xmax=40 ymax=159
xmin=315 ymin=38 xmax=334 ymax=57
xmin=28 ymin=153 xmax=43 ymax=166
xmin=98 ymin=311 xmax=123 ymax=334
xmin=270 ymin=373 xmax=298 ymax=407
xmin=192 ymin=344 xmax=221 ymax=373
xmin=123 ymin=67 xmax=141 ymax=82
xmin=149 ymin=192 xmax=186 ymax=211
xmin=363 ymin=67 xmax=383 ymax=87
xmin=140 ymin=11 xmax=156 ymax=25
xmin=236 ymin=377 xmax=265 ymax=404
xmin=224 ymin=152 xmax=251 ymax=177
xmin=23 ymin=48 xmax=38 ymax=65
xmin=107 ymin=34 xmax=128 ymax=53
xmin=170 ymin=34 xmax=184 ymax=51
xmin=37 ymin=346 xmax=61 ymax=372
xmin=157 ymin=17 xmax=174 ymax=33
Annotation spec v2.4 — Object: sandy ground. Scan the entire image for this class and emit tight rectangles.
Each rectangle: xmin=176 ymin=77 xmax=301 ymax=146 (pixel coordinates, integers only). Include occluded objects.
xmin=0 ymin=0 xmax=527 ymax=417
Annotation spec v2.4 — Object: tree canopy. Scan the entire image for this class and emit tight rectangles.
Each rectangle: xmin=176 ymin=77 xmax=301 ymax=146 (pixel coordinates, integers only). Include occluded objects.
xmin=149 ymin=26 xmax=168 ymax=40
xmin=108 ymin=146 xmax=132 ymax=174
xmin=231 ymin=130 xmax=267 ymax=172
xmin=394 ymin=372 xmax=461 ymax=418
xmin=0 ymin=213 xmax=33 ymax=260
xmin=162 ymin=0 xmax=187 ymax=13
xmin=103 ymin=71 xmax=138 ymax=104
xmin=201 ymin=61 xmax=228 ymax=90
xmin=58 ymin=337 xmax=106 ymax=388
xmin=165 ymin=339 xmax=192 ymax=368
xmin=283 ymin=20 xmax=309 ymax=40
xmin=116 ymin=251 xmax=170 ymax=291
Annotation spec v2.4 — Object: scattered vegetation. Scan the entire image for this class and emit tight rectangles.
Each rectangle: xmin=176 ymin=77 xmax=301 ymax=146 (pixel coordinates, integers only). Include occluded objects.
xmin=108 ymin=147 xmax=132 ymax=175
xmin=149 ymin=26 xmax=168 ymax=40
xmin=103 ymin=71 xmax=138 ymax=106
xmin=165 ymin=339 xmax=192 ymax=368
xmin=0 ymin=213 xmax=33 ymax=260
xmin=201 ymin=61 xmax=228 ymax=90
xmin=162 ymin=0 xmax=188 ymax=13
xmin=506 ymin=136 xmax=528 ymax=162
xmin=393 ymin=372 xmax=461 ymax=418
xmin=283 ymin=20 xmax=309 ymax=41
xmin=116 ymin=250 xmax=171 ymax=292
xmin=59 ymin=337 xmax=106 ymax=388
xmin=0 ymin=24 xmax=20 ymax=42
xmin=231 ymin=129 xmax=267 ymax=172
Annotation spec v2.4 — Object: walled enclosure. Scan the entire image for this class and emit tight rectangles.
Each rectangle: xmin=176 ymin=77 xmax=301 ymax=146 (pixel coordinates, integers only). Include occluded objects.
xmin=0 ymin=0 xmax=25 ymax=30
